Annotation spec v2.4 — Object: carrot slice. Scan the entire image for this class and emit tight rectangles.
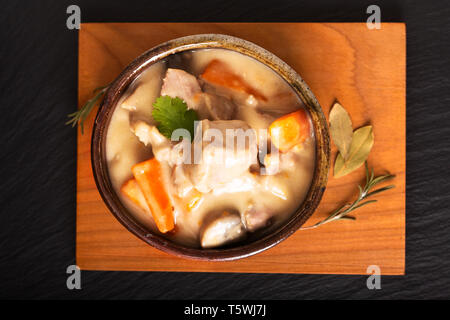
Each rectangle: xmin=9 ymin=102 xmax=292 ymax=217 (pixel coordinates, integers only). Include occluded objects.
xmin=269 ymin=109 xmax=311 ymax=152
xmin=121 ymin=179 xmax=149 ymax=212
xmin=132 ymin=158 xmax=174 ymax=233
xmin=201 ymin=59 xmax=267 ymax=101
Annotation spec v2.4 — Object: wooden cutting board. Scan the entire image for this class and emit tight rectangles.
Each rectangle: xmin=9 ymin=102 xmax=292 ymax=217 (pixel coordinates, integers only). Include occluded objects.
xmin=76 ymin=23 xmax=405 ymax=275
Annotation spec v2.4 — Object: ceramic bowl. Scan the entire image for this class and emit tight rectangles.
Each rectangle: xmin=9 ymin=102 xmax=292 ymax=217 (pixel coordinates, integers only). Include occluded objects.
xmin=91 ymin=34 xmax=330 ymax=261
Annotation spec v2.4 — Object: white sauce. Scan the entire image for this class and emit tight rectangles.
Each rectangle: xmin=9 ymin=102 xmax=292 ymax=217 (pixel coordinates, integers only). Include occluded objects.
xmin=105 ymin=49 xmax=315 ymax=248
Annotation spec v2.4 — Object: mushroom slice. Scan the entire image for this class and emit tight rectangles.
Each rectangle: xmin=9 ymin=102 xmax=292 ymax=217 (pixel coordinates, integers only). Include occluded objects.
xmin=200 ymin=211 xmax=245 ymax=248
xmin=243 ymin=203 xmax=272 ymax=232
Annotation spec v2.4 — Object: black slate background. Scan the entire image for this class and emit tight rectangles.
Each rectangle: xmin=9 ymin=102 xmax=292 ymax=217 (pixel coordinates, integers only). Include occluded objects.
xmin=0 ymin=0 xmax=449 ymax=299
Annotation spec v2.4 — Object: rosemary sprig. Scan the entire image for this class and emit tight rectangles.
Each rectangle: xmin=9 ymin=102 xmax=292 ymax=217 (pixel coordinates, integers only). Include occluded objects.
xmin=66 ymin=85 xmax=109 ymax=134
xmin=300 ymin=163 xmax=395 ymax=230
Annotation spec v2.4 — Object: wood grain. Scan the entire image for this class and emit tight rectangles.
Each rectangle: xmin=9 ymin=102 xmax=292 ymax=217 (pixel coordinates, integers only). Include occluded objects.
xmin=76 ymin=23 xmax=405 ymax=274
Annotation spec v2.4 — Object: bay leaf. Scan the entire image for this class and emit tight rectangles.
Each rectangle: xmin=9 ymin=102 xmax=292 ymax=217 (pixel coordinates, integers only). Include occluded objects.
xmin=329 ymin=102 xmax=353 ymax=159
xmin=334 ymin=125 xmax=374 ymax=178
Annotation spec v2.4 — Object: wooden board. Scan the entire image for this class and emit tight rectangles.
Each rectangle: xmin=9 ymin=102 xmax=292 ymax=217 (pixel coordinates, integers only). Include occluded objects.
xmin=76 ymin=23 xmax=405 ymax=275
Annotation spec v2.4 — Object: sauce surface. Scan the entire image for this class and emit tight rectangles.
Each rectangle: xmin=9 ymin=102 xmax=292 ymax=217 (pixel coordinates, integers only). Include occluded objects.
xmin=106 ymin=49 xmax=315 ymax=248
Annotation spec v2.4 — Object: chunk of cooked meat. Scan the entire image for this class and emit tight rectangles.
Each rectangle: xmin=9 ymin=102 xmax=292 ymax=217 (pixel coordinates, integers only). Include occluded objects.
xmin=161 ymin=68 xmax=202 ymax=108
xmin=200 ymin=92 xmax=236 ymax=120
xmin=131 ymin=120 xmax=161 ymax=147
xmin=210 ymin=172 xmax=259 ymax=196
xmin=161 ymin=68 xmax=236 ymax=121
xmin=201 ymin=211 xmax=245 ymax=248
xmin=130 ymin=120 xmax=187 ymax=166
xmin=183 ymin=119 xmax=259 ymax=193
xmin=172 ymin=164 xmax=194 ymax=197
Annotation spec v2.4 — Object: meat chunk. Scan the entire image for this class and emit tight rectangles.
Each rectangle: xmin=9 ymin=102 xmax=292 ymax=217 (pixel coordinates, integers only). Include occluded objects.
xmin=200 ymin=92 xmax=236 ymax=120
xmin=161 ymin=68 xmax=236 ymax=120
xmin=130 ymin=120 xmax=188 ymax=166
xmin=172 ymin=164 xmax=194 ymax=197
xmin=210 ymin=172 xmax=258 ymax=196
xmin=161 ymin=68 xmax=202 ymax=109
xmin=200 ymin=211 xmax=245 ymax=248
xmin=131 ymin=120 xmax=162 ymax=147
xmin=183 ymin=119 xmax=259 ymax=193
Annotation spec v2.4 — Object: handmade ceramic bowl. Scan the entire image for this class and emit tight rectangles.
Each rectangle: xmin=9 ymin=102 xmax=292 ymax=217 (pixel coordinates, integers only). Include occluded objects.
xmin=91 ymin=34 xmax=330 ymax=261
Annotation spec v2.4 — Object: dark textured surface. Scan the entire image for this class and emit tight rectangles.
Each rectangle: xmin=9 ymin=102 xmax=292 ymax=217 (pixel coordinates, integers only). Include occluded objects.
xmin=0 ymin=0 xmax=449 ymax=299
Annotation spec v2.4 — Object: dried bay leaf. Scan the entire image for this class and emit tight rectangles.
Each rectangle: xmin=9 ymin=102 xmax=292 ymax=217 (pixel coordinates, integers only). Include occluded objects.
xmin=329 ymin=102 xmax=353 ymax=159
xmin=334 ymin=125 xmax=374 ymax=178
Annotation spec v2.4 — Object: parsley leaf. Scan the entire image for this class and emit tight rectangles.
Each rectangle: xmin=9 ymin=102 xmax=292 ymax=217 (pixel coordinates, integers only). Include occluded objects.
xmin=152 ymin=96 xmax=198 ymax=139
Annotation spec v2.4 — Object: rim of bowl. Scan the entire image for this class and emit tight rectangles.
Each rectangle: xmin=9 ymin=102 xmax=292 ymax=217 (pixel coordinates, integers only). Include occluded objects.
xmin=91 ymin=34 xmax=330 ymax=261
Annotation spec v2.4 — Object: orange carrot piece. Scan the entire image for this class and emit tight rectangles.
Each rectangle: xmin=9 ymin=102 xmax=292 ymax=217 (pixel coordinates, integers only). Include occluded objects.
xmin=121 ymin=179 xmax=149 ymax=212
xmin=201 ymin=59 xmax=267 ymax=101
xmin=269 ymin=109 xmax=311 ymax=152
xmin=132 ymin=158 xmax=174 ymax=233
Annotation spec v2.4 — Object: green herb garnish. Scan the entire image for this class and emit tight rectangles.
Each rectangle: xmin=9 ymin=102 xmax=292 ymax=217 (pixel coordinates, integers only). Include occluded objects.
xmin=152 ymin=95 xmax=198 ymax=139
xmin=66 ymin=85 xmax=109 ymax=134
xmin=300 ymin=163 xmax=395 ymax=230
